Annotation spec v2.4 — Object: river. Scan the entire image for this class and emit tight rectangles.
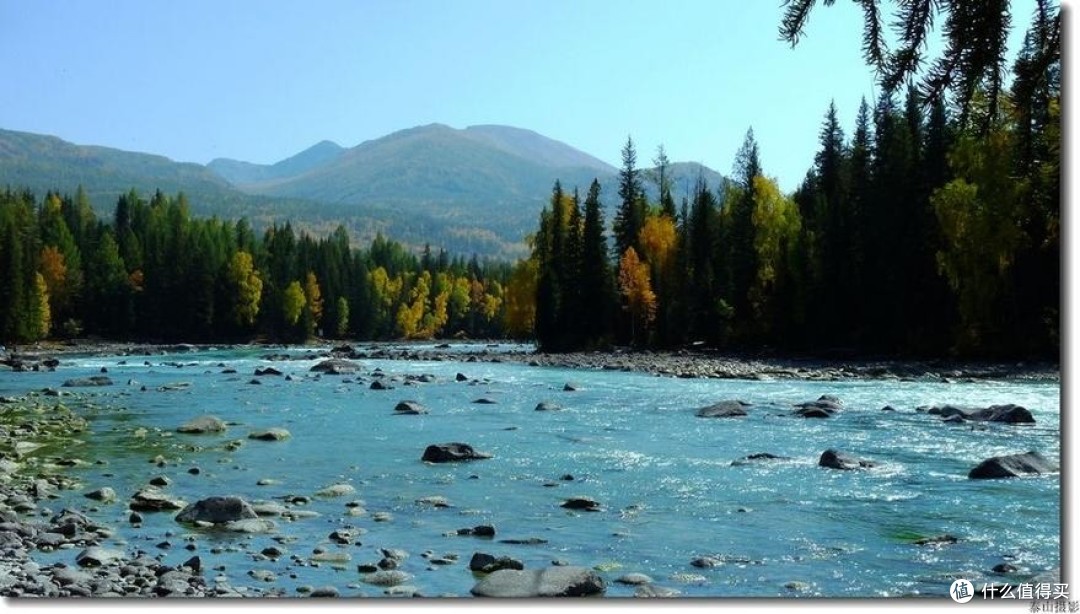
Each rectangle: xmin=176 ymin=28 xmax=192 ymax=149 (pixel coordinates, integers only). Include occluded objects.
xmin=0 ymin=343 xmax=1061 ymax=598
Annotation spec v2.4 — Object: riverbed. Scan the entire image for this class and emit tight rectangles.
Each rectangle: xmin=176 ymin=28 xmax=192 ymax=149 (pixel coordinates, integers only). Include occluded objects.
xmin=0 ymin=343 xmax=1061 ymax=598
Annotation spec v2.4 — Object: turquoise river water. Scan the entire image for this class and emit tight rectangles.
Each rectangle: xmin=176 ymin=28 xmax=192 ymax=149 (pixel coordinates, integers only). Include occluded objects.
xmin=0 ymin=344 xmax=1061 ymax=598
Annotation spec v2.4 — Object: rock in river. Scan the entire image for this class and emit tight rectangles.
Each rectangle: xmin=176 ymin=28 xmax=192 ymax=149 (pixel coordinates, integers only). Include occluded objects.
xmin=560 ymin=497 xmax=601 ymax=511
xmin=394 ymin=401 xmax=428 ymax=415
xmin=695 ymin=400 xmax=749 ymax=418
xmin=421 ymin=443 xmax=493 ymax=463
xmin=75 ymin=546 xmax=124 ymax=567
xmin=310 ymin=359 xmax=360 ymax=375
xmin=84 ymin=487 xmax=117 ymax=503
xmin=129 ymin=488 xmax=186 ymax=511
xmin=471 ymin=566 xmax=605 ymax=597
xmin=248 ymin=428 xmax=291 ymax=441
xmin=177 ymin=415 xmax=227 ymax=434
xmin=968 ymin=451 xmax=1057 ymax=479
xmin=175 ymin=496 xmax=258 ymax=524
xmin=818 ymin=449 xmax=876 ymax=470
xmin=62 ymin=375 xmax=113 ymax=387
xmin=930 ymin=404 xmax=1036 ymax=424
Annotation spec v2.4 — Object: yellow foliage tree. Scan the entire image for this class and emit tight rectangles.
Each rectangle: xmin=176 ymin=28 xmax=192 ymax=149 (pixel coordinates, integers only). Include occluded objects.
xmin=31 ymin=272 xmax=50 ymax=338
xmin=618 ymin=247 xmax=656 ymax=345
xmin=749 ymin=175 xmax=801 ymax=334
xmin=282 ymin=280 xmax=306 ymax=327
xmin=503 ymin=259 xmax=538 ymax=338
xmin=304 ymin=271 xmax=324 ymax=329
xmin=226 ymin=251 xmax=263 ymax=328
xmin=396 ymin=271 xmax=430 ymax=339
xmin=638 ymin=214 xmax=677 ymax=274
xmin=39 ymin=246 xmax=67 ymax=316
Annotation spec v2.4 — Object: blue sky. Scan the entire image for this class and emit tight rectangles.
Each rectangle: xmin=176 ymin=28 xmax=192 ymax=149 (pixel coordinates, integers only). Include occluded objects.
xmin=0 ymin=0 xmax=1041 ymax=192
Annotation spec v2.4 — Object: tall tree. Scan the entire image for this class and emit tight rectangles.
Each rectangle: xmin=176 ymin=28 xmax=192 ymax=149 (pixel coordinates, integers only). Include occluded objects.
xmin=613 ymin=136 xmax=645 ymax=259
xmin=579 ymin=179 xmax=614 ymax=347
xmin=725 ymin=128 xmax=762 ymax=338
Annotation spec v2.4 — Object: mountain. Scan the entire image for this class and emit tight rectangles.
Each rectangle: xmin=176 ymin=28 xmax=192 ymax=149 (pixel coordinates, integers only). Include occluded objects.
xmin=0 ymin=125 xmax=727 ymax=259
xmin=0 ymin=128 xmax=234 ymax=205
xmin=461 ymin=125 xmax=614 ymax=173
xmin=207 ymin=140 xmax=344 ymax=186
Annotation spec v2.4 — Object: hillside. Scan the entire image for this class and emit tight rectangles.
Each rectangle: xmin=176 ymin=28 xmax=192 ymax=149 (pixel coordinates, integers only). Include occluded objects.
xmin=0 ymin=125 xmax=727 ymax=259
xmin=207 ymin=140 xmax=345 ymax=186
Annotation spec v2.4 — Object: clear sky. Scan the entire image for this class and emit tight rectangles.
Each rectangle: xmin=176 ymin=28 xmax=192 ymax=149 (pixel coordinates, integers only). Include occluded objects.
xmin=0 ymin=0 xmax=1041 ymax=192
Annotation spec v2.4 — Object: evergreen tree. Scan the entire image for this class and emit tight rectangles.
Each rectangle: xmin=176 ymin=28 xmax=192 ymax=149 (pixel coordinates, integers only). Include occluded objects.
xmin=725 ymin=128 xmax=761 ymax=339
xmin=579 ymin=179 xmax=614 ymax=347
xmin=613 ymin=136 xmax=645 ymax=259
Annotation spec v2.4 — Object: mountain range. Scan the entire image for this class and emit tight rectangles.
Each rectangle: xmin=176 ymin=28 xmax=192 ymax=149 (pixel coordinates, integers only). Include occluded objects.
xmin=0 ymin=124 xmax=726 ymax=258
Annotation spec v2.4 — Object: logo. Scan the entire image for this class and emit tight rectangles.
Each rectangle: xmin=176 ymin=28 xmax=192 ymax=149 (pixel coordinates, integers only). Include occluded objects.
xmin=951 ymin=579 xmax=975 ymax=603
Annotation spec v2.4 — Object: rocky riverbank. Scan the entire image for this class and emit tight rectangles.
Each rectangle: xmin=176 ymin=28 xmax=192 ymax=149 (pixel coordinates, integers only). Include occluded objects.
xmin=2 ymin=339 xmax=1059 ymax=384
xmin=343 ymin=344 xmax=1060 ymax=384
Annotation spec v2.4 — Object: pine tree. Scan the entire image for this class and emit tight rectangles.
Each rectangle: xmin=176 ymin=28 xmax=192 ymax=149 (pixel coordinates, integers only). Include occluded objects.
xmin=579 ymin=179 xmax=614 ymax=347
xmin=613 ymin=136 xmax=645 ymax=259
xmin=725 ymin=128 xmax=761 ymax=339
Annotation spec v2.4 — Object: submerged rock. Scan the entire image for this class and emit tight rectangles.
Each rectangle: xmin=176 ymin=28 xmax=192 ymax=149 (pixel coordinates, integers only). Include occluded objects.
xmin=177 ymin=415 xmax=227 ymax=434
xmin=928 ymin=404 xmax=1036 ymax=424
xmin=394 ymin=401 xmax=428 ymax=415
xmin=794 ymin=395 xmax=843 ymax=417
xmin=421 ymin=443 xmax=493 ymax=463
xmin=129 ymin=488 xmax=186 ymax=512
xmin=818 ymin=449 xmax=875 ymax=470
xmin=913 ymin=534 xmax=959 ymax=546
xmin=62 ymin=376 xmax=113 ymax=387
xmin=695 ymin=400 xmax=749 ymax=418
xmin=560 ymin=497 xmax=601 ymax=511
xmin=534 ymin=402 xmax=562 ymax=412
xmin=470 ymin=566 xmax=605 ymax=598
xmin=316 ymin=483 xmax=356 ymax=497
xmin=469 ymin=552 xmax=525 ymax=573
xmin=175 ymin=496 xmax=258 ymax=524
xmin=84 ymin=487 xmax=117 ymax=503
xmin=968 ymin=451 xmax=1057 ymax=479
xmin=248 ymin=428 xmax=291 ymax=441
xmin=310 ymin=359 xmax=360 ymax=375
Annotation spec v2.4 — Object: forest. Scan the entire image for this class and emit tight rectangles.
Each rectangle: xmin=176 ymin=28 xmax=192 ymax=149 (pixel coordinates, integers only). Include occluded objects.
xmin=0 ymin=186 xmax=510 ymax=344
xmin=0 ymin=4 xmax=1059 ymax=359
xmin=518 ymin=4 xmax=1060 ymax=359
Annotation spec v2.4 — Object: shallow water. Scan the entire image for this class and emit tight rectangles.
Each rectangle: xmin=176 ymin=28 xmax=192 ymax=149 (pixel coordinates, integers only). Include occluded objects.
xmin=0 ymin=344 xmax=1060 ymax=598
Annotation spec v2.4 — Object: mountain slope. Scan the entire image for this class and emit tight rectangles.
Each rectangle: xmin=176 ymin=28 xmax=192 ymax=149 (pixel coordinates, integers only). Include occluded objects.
xmin=0 ymin=128 xmax=233 ymax=204
xmin=208 ymin=140 xmax=344 ymax=186
xmin=0 ymin=125 xmax=728 ymax=259
xmin=462 ymin=125 xmax=615 ymax=173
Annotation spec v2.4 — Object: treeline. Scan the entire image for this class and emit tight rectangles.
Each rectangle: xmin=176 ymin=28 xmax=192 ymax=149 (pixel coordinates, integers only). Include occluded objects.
xmin=518 ymin=16 xmax=1059 ymax=358
xmin=0 ymin=187 xmax=509 ymax=343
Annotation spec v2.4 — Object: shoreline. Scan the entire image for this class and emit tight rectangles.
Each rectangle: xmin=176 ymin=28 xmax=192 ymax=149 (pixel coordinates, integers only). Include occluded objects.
xmin=1 ymin=339 xmax=1060 ymax=383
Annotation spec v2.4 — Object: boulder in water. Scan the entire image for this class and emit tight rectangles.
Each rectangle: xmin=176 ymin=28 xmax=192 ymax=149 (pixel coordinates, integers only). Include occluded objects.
xmin=177 ymin=415 xmax=227 ymax=434
xmin=394 ymin=401 xmax=428 ymax=415
xmin=248 ymin=428 xmax=291 ymax=441
xmin=968 ymin=451 xmax=1056 ymax=479
xmin=175 ymin=496 xmax=258 ymax=524
xmin=62 ymin=376 xmax=113 ymax=387
xmin=421 ymin=443 xmax=492 ymax=463
xmin=129 ymin=488 xmax=186 ymax=511
xmin=310 ymin=359 xmax=360 ymax=375
xmin=695 ymin=400 xmax=749 ymax=418
xmin=470 ymin=566 xmax=605 ymax=597
xmin=818 ymin=449 xmax=875 ymax=470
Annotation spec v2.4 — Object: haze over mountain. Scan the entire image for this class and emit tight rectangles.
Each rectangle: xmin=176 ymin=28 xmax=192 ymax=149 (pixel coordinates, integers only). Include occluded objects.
xmin=0 ymin=124 xmax=726 ymax=258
